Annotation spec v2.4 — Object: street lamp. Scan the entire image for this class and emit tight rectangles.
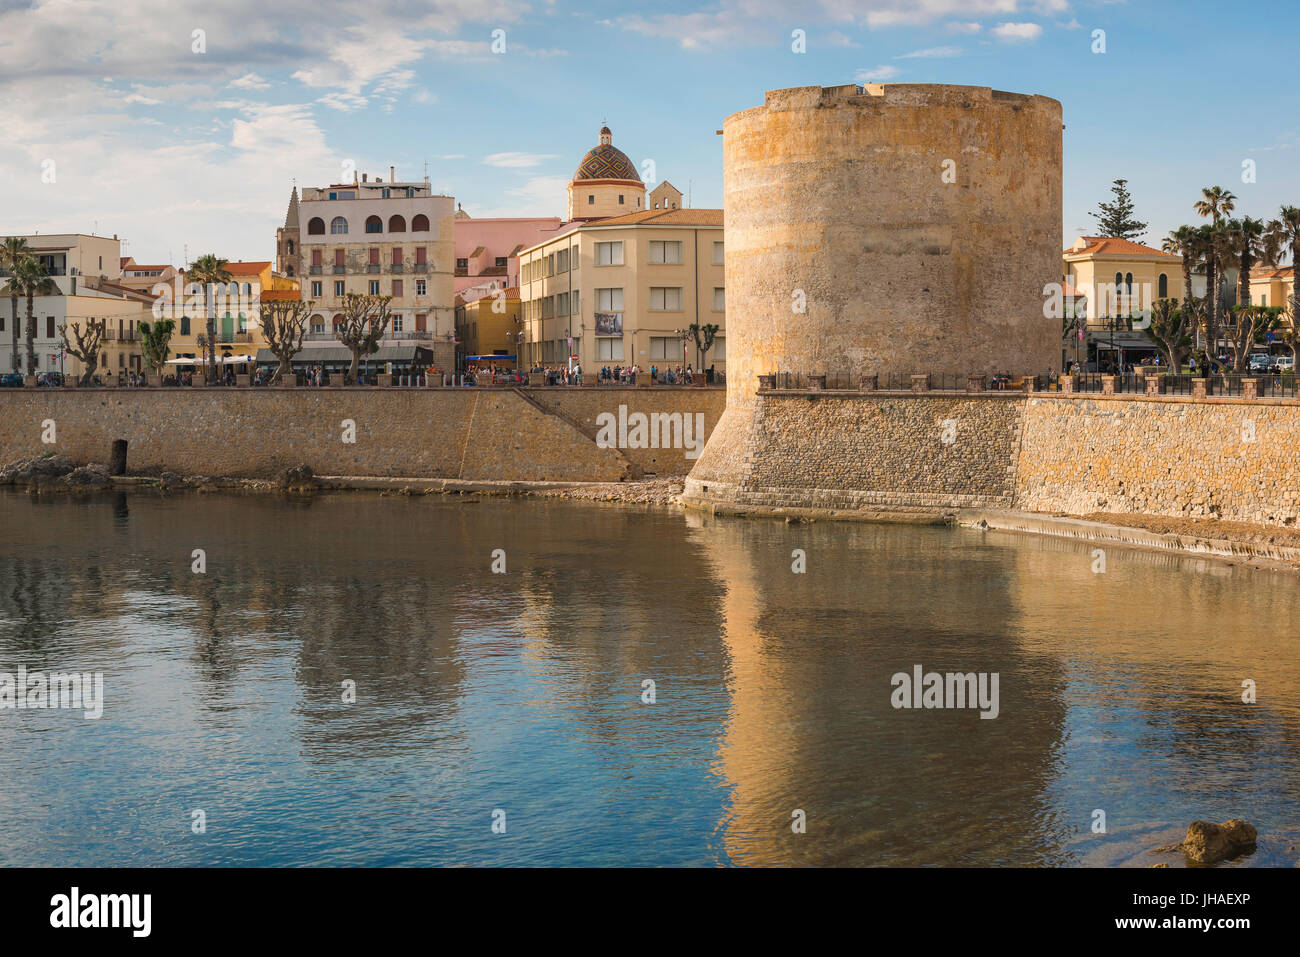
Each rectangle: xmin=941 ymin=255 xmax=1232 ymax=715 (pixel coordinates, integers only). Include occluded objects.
xmin=675 ymin=327 xmax=692 ymax=371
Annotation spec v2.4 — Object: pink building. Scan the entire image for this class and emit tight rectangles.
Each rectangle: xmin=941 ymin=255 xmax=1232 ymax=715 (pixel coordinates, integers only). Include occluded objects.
xmin=452 ymin=206 xmax=564 ymax=297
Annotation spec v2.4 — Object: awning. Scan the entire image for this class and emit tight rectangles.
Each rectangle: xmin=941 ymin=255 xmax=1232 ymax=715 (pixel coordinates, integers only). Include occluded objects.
xmin=465 ymin=355 xmax=516 ymax=361
xmin=165 ymin=355 xmax=253 ymax=365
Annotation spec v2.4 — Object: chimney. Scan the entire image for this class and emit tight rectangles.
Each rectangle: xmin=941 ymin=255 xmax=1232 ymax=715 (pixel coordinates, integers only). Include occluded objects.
xmin=390 ymin=165 xmax=395 ymax=183
xmin=362 ymin=173 xmax=368 ymax=183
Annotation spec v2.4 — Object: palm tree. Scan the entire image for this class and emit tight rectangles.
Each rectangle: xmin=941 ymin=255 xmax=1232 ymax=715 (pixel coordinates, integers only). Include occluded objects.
xmin=1194 ymin=185 xmax=1237 ymax=226
xmin=186 ymin=254 xmax=232 ymax=382
xmin=1162 ymin=225 xmax=1198 ymax=315
xmin=1226 ymin=217 xmax=1267 ymax=310
xmin=1265 ymin=205 xmax=1300 ymax=318
xmin=0 ymin=236 xmax=32 ymax=372
xmin=13 ymin=257 xmax=57 ymax=375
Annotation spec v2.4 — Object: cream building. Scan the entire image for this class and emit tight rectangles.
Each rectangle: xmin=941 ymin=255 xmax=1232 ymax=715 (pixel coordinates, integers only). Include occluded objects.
xmin=1248 ymin=265 xmax=1294 ymax=309
xmin=293 ymin=169 xmax=456 ymax=371
xmin=0 ymin=233 xmax=148 ymax=379
xmin=517 ymin=130 xmax=725 ymax=374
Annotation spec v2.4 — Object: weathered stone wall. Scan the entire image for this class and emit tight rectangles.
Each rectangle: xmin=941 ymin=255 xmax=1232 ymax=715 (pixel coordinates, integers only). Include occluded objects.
xmin=528 ymin=387 xmax=725 ymax=476
xmin=1016 ymin=394 xmax=1300 ymax=526
xmin=0 ymin=388 xmax=720 ymax=482
xmin=684 ymin=392 xmax=1026 ymax=510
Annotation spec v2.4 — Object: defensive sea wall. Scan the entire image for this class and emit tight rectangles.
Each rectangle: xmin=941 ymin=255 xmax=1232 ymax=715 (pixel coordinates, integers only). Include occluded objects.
xmin=684 ymin=388 xmax=1300 ymax=528
xmin=0 ymin=387 xmax=725 ymax=482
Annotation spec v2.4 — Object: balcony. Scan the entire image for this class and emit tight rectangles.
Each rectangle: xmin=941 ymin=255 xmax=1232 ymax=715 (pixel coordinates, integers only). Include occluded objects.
xmin=103 ymin=329 xmax=137 ymax=342
xmin=391 ymin=264 xmax=404 ymax=274
xmin=412 ymin=263 xmax=428 ymax=273
xmin=333 ymin=265 xmax=346 ymax=274
xmin=309 ymin=265 xmax=322 ymax=275
xmin=387 ymin=330 xmax=432 ymax=340
xmin=366 ymin=264 xmax=380 ymax=274
xmin=305 ymin=332 xmax=338 ymax=341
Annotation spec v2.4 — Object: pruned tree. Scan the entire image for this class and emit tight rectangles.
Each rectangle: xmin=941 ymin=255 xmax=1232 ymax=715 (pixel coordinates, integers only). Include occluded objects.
xmin=261 ymin=297 xmax=313 ymax=383
xmin=1279 ymin=293 xmax=1300 ymax=367
xmin=1225 ymin=304 xmax=1281 ymax=373
xmin=689 ymin=322 xmax=720 ymax=372
xmin=139 ymin=318 xmax=175 ymax=374
xmin=333 ymin=292 xmax=392 ymax=382
xmin=1146 ymin=299 xmax=1193 ymax=372
xmin=59 ymin=318 xmax=106 ymax=385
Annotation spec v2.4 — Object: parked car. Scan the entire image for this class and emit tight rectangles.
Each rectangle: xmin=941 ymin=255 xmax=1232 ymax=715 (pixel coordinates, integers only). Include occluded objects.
xmin=1248 ymin=353 xmax=1273 ymax=373
xmin=1275 ymin=356 xmax=1295 ymax=373
xmin=0 ymin=372 xmax=23 ymax=387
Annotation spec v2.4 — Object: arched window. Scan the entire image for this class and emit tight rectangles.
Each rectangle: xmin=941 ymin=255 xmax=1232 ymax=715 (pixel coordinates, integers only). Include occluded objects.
xmin=411 ymin=214 xmax=430 ymax=232
xmin=332 ymin=314 xmax=344 ymax=331
xmin=330 ymin=216 xmax=349 ymax=234
xmin=1125 ymin=272 xmax=1133 ymax=294
xmin=308 ymin=218 xmax=325 ymax=235
xmin=1115 ymin=271 xmax=1123 ymax=289
xmin=1158 ymin=273 xmax=1168 ymax=298
xmin=286 ymin=265 xmax=294 ymax=277
xmin=365 ymin=215 xmax=383 ymax=233
xmin=243 ymin=283 xmax=252 ymax=296
xmin=287 ymin=240 xmax=295 ymax=254
xmin=388 ymin=215 xmax=407 ymax=232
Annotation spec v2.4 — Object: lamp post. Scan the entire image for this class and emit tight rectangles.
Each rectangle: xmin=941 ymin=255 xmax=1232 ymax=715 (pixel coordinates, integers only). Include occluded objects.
xmin=675 ymin=327 xmax=692 ymax=372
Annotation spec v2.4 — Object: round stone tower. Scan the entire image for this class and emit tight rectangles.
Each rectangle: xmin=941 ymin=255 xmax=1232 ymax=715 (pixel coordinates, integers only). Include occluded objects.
xmin=685 ymin=83 xmax=1062 ymax=506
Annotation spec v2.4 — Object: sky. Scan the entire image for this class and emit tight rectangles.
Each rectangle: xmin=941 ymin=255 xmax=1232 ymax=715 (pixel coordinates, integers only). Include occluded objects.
xmin=0 ymin=0 xmax=1296 ymax=266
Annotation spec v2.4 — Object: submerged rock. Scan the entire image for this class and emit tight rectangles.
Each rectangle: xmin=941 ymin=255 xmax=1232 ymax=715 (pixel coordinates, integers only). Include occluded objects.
xmin=1 ymin=454 xmax=75 ymax=485
xmin=279 ymin=464 xmax=315 ymax=493
xmin=1183 ymin=819 xmax=1257 ymax=864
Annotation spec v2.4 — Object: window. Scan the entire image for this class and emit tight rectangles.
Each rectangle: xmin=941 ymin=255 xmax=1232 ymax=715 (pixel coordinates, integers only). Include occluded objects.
xmin=712 ymin=241 xmax=724 ymax=265
xmin=650 ymin=337 xmax=682 ymax=360
xmin=495 ymin=256 xmax=507 ymax=268
xmin=542 ymin=297 xmax=554 ymax=319
xmin=1158 ymin=273 xmax=1168 ymax=298
xmin=312 ymin=249 xmax=323 ymax=267
xmin=369 ymin=280 xmax=380 ymax=295
xmin=618 ymin=194 xmax=624 ymax=204
xmin=365 ymin=215 xmax=383 ymax=233
xmin=649 ymin=287 xmax=683 ymax=311
xmin=416 ymin=279 xmax=427 ymax=296
xmin=596 ymin=242 xmax=623 ymax=266
xmin=287 ymin=240 xmax=295 ymax=254
xmin=392 ymin=280 xmax=403 ymax=297
xmin=392 ymin=248 xmax=403 ymax=266
xmin=456 ymin=258 xmax=469 ymax=270
xmin=392 ymin=315 xmax=403 ymax=332
xmin=713 ymin=337 xmax=726 ymax=360
xmin=415 ymin=247 xmax=427 ymax=264
xmin=713 ymin=287 xmax=725 ymax=312
xmin=369 ymin=248 xmax=380 ymax=265
xmin=572 ymin=289 xmax=579 ymax=315
xmin=596 ymin=288 xmax=624 ymax=312
xmin=557 ymin=292 xmax=569 ymax=316
xmin=649 ymin=241 xmax=682 ymax=264
xmin=334 ymin=281 xmax=345 ymax=296
xmin=411 ymin=214 xmax=430 ymax=232
xmin=588 ymin=195 xmax=594 ymax=205
xmin=330 ymin=216 xmax=349 ymax=234
xmin=381 ymin=188 xmax=391 ymax=199
xmin=415 ymin=313 xmax=427 ymax=332
xmin=180 ymin=316 xmax=190 ymax=335
xmin=311 ymin=315 xmax=325 ymax=334
xmin=1125 ymin=272 xmax=1133 ymax=294
xmin=335 ymin=249 xmax=345 ymax=267
xmin=389 ymin=215 xmax=407 ymax=233
xmin=572 ymin=245 xmax=579 ymax=270
xmin=46 ymin=316 xmax=55 ymax=338
xmin=597 ymin=337 xmax=624 ymax=360
xmin=308 ymin=218 xmax=325 ymax=235
xmin=311 ymin=281 xmax=322 ymax=297
xmin=243 ymin=283 xmax=252 ymax=297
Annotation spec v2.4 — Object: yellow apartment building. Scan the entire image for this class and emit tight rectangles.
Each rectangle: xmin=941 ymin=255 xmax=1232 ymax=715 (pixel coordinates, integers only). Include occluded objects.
xmin=455 ymin=286 xmax=522 ymax=367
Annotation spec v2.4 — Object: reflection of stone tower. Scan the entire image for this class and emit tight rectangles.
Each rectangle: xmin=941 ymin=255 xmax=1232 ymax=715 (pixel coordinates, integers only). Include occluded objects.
xmin=567 ymin=126 xmax=645 ymax=220
xmin=275 ymin=186 xmax=300 ymax=277
xmin=686 ymin=84 xmax=1062 ymax=504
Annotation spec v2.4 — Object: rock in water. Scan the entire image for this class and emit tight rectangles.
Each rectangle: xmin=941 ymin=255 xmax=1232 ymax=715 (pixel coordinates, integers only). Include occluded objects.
xmin=279 ymin=464 xmax=315 ymax=493
xmin=1183 ymin=819 xmax=1257 ymax=864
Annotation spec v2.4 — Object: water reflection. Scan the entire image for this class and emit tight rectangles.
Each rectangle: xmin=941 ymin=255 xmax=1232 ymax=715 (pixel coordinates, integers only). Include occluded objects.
xmin=0 ymin=490 xmax=1296 ymax=866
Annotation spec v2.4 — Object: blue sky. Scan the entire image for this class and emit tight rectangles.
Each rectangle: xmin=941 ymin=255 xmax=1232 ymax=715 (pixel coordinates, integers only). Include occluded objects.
xmin=0 ymin=0 xmax=1295 ymax=265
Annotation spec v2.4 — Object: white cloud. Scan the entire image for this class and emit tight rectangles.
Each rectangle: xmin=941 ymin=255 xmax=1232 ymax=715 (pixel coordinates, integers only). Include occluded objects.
xmin=855 ymin=65 xmax=901 ymax=82
xmin=316 ymin=92 xmax=368 ymax=112
xmin=484 ymin=152 xmax=559 ymax=169
xmin=228 ymin=73 xmax=271 ymax=91
xmin=946 ymin=21 xmax=984 ymax=34
xmin=469 ymin=175 xmax=568 ymax=218
xmin=991 ymin=21 xmax=1043 ymax=41
xmin=896 ymin=45 xmax=964 ymax=58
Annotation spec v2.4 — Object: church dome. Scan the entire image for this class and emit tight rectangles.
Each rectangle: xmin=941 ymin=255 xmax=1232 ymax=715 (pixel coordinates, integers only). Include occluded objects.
xmin=572 ymin=126 xmax=641 ymax=183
